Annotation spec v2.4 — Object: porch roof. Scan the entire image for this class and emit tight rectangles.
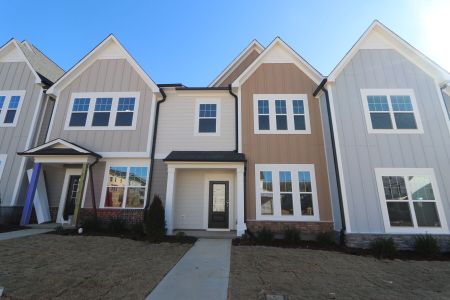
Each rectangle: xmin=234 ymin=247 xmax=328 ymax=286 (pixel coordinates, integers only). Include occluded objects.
xmin=18 ymin=138 xmax=101 ymax=158
xmin=163 ymin=151 xmax=246 ymax=163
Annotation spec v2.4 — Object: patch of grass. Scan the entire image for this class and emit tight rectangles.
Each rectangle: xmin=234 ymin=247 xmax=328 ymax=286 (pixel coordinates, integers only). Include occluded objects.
xmin=255 ymin=227 xmax=274 ymax=245
xmin=415 ymin=234 xmax=439 ymax=258
xmin=371 ymin=237 xmax=397 ymax=259
xmin=283 ymin=228 xmax=301 ymax=245
xmin=316 ymin=232 xmax=335 ymax=247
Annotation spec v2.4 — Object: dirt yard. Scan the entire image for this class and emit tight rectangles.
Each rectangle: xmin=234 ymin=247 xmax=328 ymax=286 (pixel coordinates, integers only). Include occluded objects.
xmin=0 ymin=234 xmax=191 ymax=299
xmin=229 ymin=246 xmax=450 ymax=300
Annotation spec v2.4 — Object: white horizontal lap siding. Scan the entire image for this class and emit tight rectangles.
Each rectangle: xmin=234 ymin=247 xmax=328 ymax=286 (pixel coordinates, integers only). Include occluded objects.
xmin=0 ymin=62 xmax=42 ymax=206
xmin=48 ymin=59 xmax=154 ymax=154
xmin=332 ymin=49 xmax=450 ymax=234
xmin=155 ymin=93 xmax=235 ymax=158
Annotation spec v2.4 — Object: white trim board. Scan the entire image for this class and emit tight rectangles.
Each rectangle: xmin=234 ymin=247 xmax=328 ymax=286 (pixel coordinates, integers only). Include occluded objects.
xmin=0 ymin=90 xmax=26 ymax=127
xmin=0 ymin=154 xmax=7 ymax=181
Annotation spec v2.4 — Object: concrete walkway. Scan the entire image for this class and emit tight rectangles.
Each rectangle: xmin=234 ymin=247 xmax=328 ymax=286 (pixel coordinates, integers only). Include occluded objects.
xmin=0 ymin=229 xmax=53 ymax=241
xmin=147 ymin=238 xmax=231 ymax=300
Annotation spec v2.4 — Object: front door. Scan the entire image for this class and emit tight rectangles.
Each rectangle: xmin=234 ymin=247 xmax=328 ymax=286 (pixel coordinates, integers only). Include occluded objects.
xmin=63 ymin=175 xmax=80 ymax=221
xmin=208 ymin=181 xmax=229 ymax=229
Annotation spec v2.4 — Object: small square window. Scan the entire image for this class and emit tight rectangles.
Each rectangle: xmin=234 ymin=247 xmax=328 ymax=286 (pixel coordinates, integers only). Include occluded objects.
xmin=198 ymin=103 xmax=217 ymax=133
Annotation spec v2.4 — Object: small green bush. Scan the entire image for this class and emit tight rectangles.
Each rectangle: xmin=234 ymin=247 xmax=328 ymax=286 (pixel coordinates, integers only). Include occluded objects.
xmin=316 ymin=231 xmax=335 ymax=247
xmin=415 ymin=234 xmax=439 ymax=257
xmin=81 ymin=217 xmax=102 ymax=232
xmin=108 ymin=217 xmax=127 ymax=234
xmin=283 ymin=228 xmax=301 ymax=245
xmin=130 ymin=222 xmax=144 ymax=236
xmin=371 ymin=237 xmax=397 ymax=259
xmin=144 ymin=195 xmax=166 ymax=240
xmin=255 ymin=227 xmax=274 ymax=245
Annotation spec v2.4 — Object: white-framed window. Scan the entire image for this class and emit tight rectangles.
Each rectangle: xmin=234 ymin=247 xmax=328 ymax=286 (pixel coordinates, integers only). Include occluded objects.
xmin=361 ymin=89 xmax=423 ymax=134
xmin=64 ymin=92 xmax=140 ymax=130
xmin=100 ymin=160 xmax=150 ymax=209
xmin=375 ymin=168 xmax=448 ymax=234
xmin=255 ymin=164 xmax=319 ymax=221
xmin=253 ymin=94 xmax=311 ymax=134
xmin=195 ymin=98 xmax=221 ymax=135
xmin=0 ymin=154 xmax=7 ymax=181
xmin=0 ymin=91 xmax=26 ymax=127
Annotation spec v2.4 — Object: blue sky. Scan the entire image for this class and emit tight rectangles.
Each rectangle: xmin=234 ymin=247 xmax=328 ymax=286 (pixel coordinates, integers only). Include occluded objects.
xmin=2 ymin=0 xmax=449 ymax=86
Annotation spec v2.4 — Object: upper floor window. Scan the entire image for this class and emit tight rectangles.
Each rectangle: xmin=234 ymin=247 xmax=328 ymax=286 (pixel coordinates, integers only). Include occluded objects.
xmin=255 ymin=164 xmax=319 ymax=221
xmin=65 ymin=92 xmax=140 ymax=130
xmin=0 ymin=154 xmax=6 ymax=181
xmin=361 ymin=89 xmax=423 ymax=134
xmin=253 ymin=94 xmax=311 ymax=134
xmin=375 ymin=168 xmax=448 ymax=234
xmin=0 ymin=91 xmax=25 ymax=127
xmin=195 ymin=99 xmax=221 ymax=135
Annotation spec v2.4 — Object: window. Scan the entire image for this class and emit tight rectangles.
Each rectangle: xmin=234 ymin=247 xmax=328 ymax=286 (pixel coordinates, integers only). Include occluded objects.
xmin=103 ymin=165 xmax=149 ymax=209
xmin=255 ymin=164 xmax=319 ymax=220
xmin=375 ymin=168 xmax=448 ymax=233
xmin=361 ymin=89 xmax=423 ymax=133
xmin=253 ymin=94 xmax=310 ymax=134
xmin=195 ymin=99 xmax=220 ymax=135
xmin=92 ymin=98 xmax=112 ymax=126
xmin=0 ymin=91 xmax=25 ymax=127
xmin=0 ymin=154 xmax=6 ymax=181
xmin=65 ymin=92 xmax=140 ymax=130
xmin=257 ymin=100 xmax=270 ymax=130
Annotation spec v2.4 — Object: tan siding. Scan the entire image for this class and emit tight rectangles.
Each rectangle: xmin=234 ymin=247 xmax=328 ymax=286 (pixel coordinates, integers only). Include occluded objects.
xmin=48 ymin=59 xmax=154 ymax=153
xmin=241 ymin=63 xmax=332 ymax=222
xmin=217 ymin=50 xmax=260 ymax=87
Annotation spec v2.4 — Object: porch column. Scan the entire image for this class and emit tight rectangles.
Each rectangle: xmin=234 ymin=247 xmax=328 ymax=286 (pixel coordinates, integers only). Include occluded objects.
xmin=20 ymin=163 xmax=41 ymax=226
xmin=165 ymin=166 xmax=176 ymax=235
xmin=236 ymin=166 xmax=247 ymax=236
xmin=72 ymin=163 xmax=88 ymax=226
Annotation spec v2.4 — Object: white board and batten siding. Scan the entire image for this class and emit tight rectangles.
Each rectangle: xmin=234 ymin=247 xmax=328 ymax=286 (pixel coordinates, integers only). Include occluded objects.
xmin=47 ymin=59 xmax=155 ymax=155
xmin=331 ymin=49 xmax=450 ymax=234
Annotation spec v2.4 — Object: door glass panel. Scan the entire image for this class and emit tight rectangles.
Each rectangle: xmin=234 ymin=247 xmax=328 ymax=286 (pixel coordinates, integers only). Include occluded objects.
xmin=212 ymin=184 xmax=226 ymax=212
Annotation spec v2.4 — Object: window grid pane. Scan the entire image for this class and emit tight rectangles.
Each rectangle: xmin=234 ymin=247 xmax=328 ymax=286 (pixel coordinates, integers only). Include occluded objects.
xmin=292 ymin=100 xmax=304 ymax=114
xmin=72 ymin=98 xmax=90 ymax=111
xmin=258 ymin=100 xmax=269 ymax=114
xmin=118 ymin=98 xmax=135 ymax=111
xmin=95 ymin=98 xmax=112 ymax=111
xmin=199 ymin=104 xmax=217 ymax=118
xmin=367 ymin=95 xmax=389 ymax=112
xmin=8 ymin=96 xmax=20 ymax=109
xmin=105 ymin=166 xmax=148 ymax=208
xmin=198 ymin=103 xmax=217 ymax=133
xmin=391 ymin=95 xmax=413 ymax=112
xmin=0 ymin=96 xmax=5 ymax=109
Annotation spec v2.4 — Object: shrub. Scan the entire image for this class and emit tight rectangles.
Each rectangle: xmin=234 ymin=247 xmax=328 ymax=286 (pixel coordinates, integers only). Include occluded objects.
xmin=415 ymin=234 xmax=439 ymax=257
xmin=144 ymin=195 xmax=166 ymax=240
xmin=81 ymin=217 xmax=102 ymax=232
xmin=108 ymin=217 xmax=127 ymax=234
xmin=130 ymin=222 xmax=144 ymax=237
xmin=283 ymin=228 xmax=301 ymax=245
xmin=371 ymin=237 xmax=397 ymax=259
xmin=316 ymin=231 xmax=335 ymax=247
xmin=255 ymin=227 xmax=274 ymax=245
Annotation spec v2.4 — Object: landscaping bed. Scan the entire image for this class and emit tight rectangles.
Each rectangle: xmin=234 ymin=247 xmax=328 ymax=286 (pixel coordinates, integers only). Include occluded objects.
xmin=0 ymin=224 xmax=28 ymax=233
xmin=0 ymin=234 xmax=191 ymax=299
xmin=229 ymin=245 xmax=450 ymax=299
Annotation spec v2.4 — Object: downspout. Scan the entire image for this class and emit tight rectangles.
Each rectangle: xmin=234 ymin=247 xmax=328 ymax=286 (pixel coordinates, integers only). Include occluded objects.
xmin=145 ymin=87 xmax=167 ymax=211
xmin=228 ymin=84 xmax=247 ymax=226
xmin=88 ymin=157 xmax=99 ymax=220
xmin=313 ymin=79 xmax=346 ymax=245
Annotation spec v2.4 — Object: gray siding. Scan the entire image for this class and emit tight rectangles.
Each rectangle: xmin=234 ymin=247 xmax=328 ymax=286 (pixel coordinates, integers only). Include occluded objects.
xmin=83 ymin=162 xmax=106 ymax=209
xmin=443 ymin=90 xmax=450 ymax=119
xmin=333 ymin=49 xmax=450 ymax=233
xmin=48 ymin=59 xmax=154 ymax=153
xmin=0 ymin=62 xmax=43 ymax=206
xmin=150 ymin=159 xmax=168 ymax=204
xmin=43 ymin=165 xmax=66 ymax=207
xmin=35 ymin=97 xmax=55 ymax=146
xmin=319 ymin=93 xmax=342 ymax=231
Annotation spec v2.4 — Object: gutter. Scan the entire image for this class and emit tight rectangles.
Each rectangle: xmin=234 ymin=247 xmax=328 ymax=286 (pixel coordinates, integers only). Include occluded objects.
xmin=145 ymin=87 xmax=167 ymax=210
xmin=313 ymin=79 xmax=346 ymax=244
xmin=88 ymin=157 xmax=100 ymax=219
xmin=228 ymin=84 xmax=239 ymax=152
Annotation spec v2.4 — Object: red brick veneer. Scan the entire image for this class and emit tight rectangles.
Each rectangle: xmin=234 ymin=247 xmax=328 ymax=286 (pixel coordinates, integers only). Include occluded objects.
xmin=246 ymin=220 xmax=333 ymax=235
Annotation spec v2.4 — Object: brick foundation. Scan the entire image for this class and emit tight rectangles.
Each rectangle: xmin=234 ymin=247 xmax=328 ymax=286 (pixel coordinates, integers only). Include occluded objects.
xmin=79 ymin=208 xmax=144 ymax=225
xmin=0 ymin=206 xmax=22 ymax=224
xmin=246 ymin=220 xmax=334 ymax=236
xmin=346 ymin=233 xmax=450 ymax=251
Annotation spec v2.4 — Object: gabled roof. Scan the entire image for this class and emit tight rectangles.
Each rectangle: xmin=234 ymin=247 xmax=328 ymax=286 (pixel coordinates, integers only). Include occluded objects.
xmin=327 ymin=20 xmax=450 ymax=83
xmin=18 ymin=138 xmax=101 ymax=158
xmin=231 ymin=37 xmax=323 ymax=87
xmin=0 ymin=38 xmax=64 ymax=85
xmin=209 ymin=40 xmax=264 ymax=87
xmin=47 ymin=34 xmax=159 ymax=97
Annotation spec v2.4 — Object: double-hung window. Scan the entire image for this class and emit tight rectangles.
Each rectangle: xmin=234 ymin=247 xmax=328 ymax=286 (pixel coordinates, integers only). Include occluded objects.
xmin=0 ymin=91 xmax=25 ymax=127
xmin=195 ymin=99 xmax=220 ymax=135
xmin=253 ymin=94 xmax=310 ymax=134
xmin=375 ymin=168 xmax=448 ymax=233
xmin=361 ymin=89 xmax=423 ymax=133
xmin=65 ymin=92 xmax=139 ymax=130
xmin=103 ymin=164 xmax=149 ymax=209
xmin=255 ymin=164 xmax=319 ymax=220
xmin=0 ymin=154 xmax=7 ymax=181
